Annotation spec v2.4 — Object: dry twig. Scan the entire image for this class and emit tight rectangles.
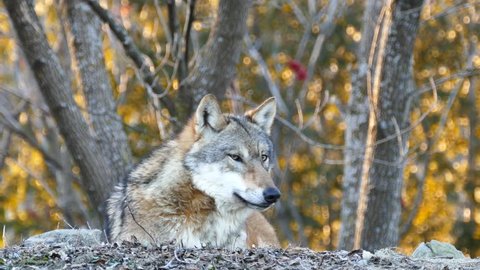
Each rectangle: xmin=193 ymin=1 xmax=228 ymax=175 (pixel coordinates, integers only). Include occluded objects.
xmin=81 ymin=0 xmax=176 ymax=116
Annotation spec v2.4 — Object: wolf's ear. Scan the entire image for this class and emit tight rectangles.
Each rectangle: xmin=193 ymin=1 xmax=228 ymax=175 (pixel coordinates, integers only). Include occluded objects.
xmin=245 ymin=97 xmax=276 ymax=135
xmin=195 ymin=94 xmax=227 ymax=134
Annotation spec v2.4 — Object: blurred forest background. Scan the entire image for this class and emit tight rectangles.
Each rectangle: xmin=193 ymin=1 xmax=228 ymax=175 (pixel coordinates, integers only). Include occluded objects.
xmin=0 ymin=0 xmax=479 ymax=256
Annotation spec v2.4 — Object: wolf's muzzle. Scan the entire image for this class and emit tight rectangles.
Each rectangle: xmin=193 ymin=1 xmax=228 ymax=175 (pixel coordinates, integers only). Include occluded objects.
xmin=263 ymin=187 xmax=281 ymax=204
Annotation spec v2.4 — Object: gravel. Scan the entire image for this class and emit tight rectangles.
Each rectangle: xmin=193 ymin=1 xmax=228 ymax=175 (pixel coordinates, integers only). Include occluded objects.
xmin=2 ymin=240 xmax=480 ymax=269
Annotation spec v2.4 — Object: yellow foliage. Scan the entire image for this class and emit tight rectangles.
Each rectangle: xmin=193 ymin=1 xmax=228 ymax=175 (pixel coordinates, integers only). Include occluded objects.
xmin=401 ymin=175 xmax=455 ymax=252
xmin=289 ymin=153 xmax=311 ymax=173
xmin=473 ymin=56 xmax=480 ymax=68
xmin=142 ymin=22 xmax=155 ymax=39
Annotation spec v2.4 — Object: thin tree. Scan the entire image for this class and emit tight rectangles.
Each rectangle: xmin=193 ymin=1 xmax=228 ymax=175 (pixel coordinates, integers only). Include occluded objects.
xmin=64 ymin=0 xmax=133 ymax=182
xmin=339 ymin=0 xmax=425 ymax=251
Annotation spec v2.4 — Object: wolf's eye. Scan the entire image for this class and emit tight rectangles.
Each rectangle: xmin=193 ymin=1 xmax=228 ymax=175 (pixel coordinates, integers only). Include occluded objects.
xmin=261 ymin=154 xmax=269 ymax=162
xmin=229 ymin=154 xmax=243 ymax=162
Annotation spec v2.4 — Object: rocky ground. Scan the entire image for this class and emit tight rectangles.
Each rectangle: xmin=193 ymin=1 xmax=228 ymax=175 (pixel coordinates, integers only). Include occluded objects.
xmin=1 ymin=230 xmax=479 ymax=269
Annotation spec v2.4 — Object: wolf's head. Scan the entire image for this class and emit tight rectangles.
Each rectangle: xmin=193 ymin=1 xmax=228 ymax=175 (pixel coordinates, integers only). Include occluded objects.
xmin=184 ymin=95 xmax=281 ymax=212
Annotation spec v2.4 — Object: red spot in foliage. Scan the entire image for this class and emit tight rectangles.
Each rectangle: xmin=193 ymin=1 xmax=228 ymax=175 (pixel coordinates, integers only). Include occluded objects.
xmin=287 ymin=60 xmax=301 ymax=70
xmin=287 ymin=60 xmax=307 ymax=81
xmin=296 ymin=68 xmax=307 ymax=81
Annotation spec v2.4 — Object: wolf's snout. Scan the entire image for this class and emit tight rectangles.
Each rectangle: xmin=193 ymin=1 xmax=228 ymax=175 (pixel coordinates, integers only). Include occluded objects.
xmin=263 ymin=187 xmax=281 ymax=204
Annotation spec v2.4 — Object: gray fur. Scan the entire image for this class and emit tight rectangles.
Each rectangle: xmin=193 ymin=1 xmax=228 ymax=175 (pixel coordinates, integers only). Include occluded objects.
xmin=106 ymin=95 xmax=279 ymax=248
xmin=185 ymin=115 xmax=274 ymax=170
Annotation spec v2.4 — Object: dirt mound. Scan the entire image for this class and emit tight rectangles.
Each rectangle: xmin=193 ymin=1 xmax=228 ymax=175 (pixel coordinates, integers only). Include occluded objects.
xmin=2 ymin=241 xmax=480 ymax=269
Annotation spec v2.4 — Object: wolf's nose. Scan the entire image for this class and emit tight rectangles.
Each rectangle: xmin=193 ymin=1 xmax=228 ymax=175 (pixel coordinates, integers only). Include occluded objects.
xmin=263 ymin=187 xmax=281 ymax=204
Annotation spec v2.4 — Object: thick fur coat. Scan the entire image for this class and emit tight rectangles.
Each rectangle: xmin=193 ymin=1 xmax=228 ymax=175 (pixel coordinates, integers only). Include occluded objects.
xmin=107 ymin=95 xmax=280 ymax=248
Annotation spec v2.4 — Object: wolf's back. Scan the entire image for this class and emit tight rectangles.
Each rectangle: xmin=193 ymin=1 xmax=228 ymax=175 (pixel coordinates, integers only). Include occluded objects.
xmin=105 ymin=142 xmax=183 ymax=243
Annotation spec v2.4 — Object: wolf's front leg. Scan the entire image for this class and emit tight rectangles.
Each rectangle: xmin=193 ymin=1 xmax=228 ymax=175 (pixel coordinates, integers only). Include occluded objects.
xmin=246 ymin=212 xmax=280 ymax=248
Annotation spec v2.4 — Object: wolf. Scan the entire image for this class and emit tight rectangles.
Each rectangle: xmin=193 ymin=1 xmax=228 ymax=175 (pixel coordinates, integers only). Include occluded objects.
xmin=106 ymin=94 xmax=281 ymax=249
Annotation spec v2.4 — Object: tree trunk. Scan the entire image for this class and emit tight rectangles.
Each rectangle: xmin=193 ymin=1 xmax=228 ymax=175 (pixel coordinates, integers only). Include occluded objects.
xmin=455 ymin=39 xmax=479 ymax=254
xmin=339 ymin=0 xmax=424 ymax=251
xmin=178 ymin=0 xmax=252 ymax=122
xmin=65 ymin=0 xmax=132 ymax=182
xmin=338 ymin=0 xmax=384 ymax=250
xmin=4 ymin=0 xmax=115 ymax=221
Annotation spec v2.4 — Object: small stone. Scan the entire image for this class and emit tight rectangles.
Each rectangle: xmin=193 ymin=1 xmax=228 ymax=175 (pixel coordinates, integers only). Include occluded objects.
xmin=23 ymin=229 xmax=104 ymax=247
xmin=362 ymin=250 xmax=373 ymax=260
xmin=411 ymin=240 xmax=465 ymax=259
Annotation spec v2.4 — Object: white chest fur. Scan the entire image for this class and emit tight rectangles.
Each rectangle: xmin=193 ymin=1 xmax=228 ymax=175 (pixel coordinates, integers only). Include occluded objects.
xmin=175 ymin=209 xmax=251 ymax=249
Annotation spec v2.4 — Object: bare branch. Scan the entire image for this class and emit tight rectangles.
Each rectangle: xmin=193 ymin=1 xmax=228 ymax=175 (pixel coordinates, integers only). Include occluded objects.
xmin=0 ymin=85 xmax=49 ymax=113
xmin=391 ymin=117 xmax=405 ymax=159
xmin=373 ymin=82 xmax=437 ymax=148
xmin=0 ymin=111 xmax=65 ymax=172
xmin=184 ymin=0 xmax=196 ymax=67
xmin=286 ymin=0 xmax=307 ymax=26
xmin=6 ymin=157 xmax=58 ymax=203
xmin=295 ymin=99 xmax=304 ymax=129
xmin=244 ymin=36 xmax=289 ymax=114
xmin=299 ymin=1 xmax=345 ymax=101
xmin=415 ymin=69 xmax=480 ymax=97
xmin=154 ymin=0 xmax=172 ymax=45
xmin=167 ymin=0 xmax=188 ymax=85
xmin=167 ymin=0 xmax=178 ymax=47
xmin=302 ymin=91 xmax=329 ymax=130
xmin=229 ymin=94 xmax=343 ymax=150
xmin=81 ymin=0 xmax=177 ymax=116
xmin=422 ymin=1 xmax=480 ymax=22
